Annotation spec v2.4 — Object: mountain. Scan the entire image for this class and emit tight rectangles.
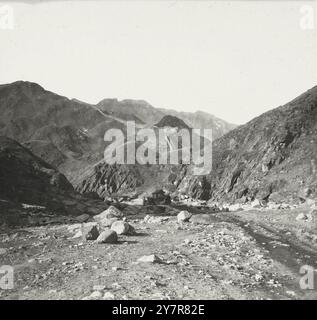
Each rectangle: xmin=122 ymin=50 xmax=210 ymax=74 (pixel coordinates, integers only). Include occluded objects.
xmin=154 ymin=115 xmax=190 ymax=129
xmin=0 ymin=80 xmax=234 ymax=195
xmin=157 ymin=109 xmax=236 ymax=140
xmin=0 ymin=81 xmax=126 ymax=186
xmin=0 ymin=136 xmax=107 ymax=216
xmin=1 ymin=80 xmax=316 ymax=205
xmin=175 ymin=85 xmax=317 ymax=204
xmin=96 ymin=98 xmax=235 ymax=139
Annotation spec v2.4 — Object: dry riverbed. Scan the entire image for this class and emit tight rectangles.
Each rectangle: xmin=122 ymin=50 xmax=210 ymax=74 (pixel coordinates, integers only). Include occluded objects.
xmin=0 ymin=205 xmax=316 ymax=300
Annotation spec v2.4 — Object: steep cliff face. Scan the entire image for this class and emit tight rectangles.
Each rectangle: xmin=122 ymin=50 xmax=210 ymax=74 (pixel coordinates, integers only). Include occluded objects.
xmin=176 ymin=85 xmax=317 ymax=204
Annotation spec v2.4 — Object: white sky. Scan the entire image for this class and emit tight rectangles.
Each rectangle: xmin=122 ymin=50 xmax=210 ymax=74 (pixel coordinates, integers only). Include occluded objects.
xmin=1 ymin=1 xmax=317 ymax=124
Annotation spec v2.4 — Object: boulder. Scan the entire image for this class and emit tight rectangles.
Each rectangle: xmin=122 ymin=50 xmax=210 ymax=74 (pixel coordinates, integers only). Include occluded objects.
xmin=94 ymin=206 xmax=124 ymax=221
xmin=99 ymin=217 xmax=119 ymax=228
xmin=67 ymin=223 xmax=81 ymax=233
xmin=251 ymin=199 xmax=261 ymax=208
xmin=103 ymin=292 xmax=115 ymax=300
xmin=111 ymin=221 xmax=131 ymax=235
xmin=177 ymin=211 xmax=192 ymax=223
xmin=137 ymin=254 xmax=162 ymax=263
xmin=82 ymin=223 xmax=99 ymax=240
xmin=96 ymin=230 xmax=118 ymax=244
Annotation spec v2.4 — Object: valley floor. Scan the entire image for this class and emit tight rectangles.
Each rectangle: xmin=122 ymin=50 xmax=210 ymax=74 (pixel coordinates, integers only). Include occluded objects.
xmin=0 ymin=205 xmax=317 ymax=300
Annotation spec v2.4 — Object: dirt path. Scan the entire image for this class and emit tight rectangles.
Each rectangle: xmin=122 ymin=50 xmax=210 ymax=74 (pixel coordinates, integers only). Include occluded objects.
xmin=0 ymin=206 xmax=316 ymax=300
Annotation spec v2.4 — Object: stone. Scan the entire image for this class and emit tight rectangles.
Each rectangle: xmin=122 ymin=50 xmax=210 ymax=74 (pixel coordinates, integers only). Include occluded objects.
xmin=96 ymin=230 xmax=118 ymax=244
xmin=72 ymin=230 xmax=82 ymax=239
xmin=251 ymin=199 xmax=261 ymax=208
xmin=177 ymin=210 xmax=192 ymax=223
xmin=94 ymin=206 xmax=124 ymax=221
xmin=93 ymin=285 xmax=106 ymax=291
xmin=0 ymin=248 xmax=7 ymax=255
xmin=82 ymin=223 xmax=99 ymax=240
xmin=89 ymin=291 xmax=103 ymax=299
xmin=99 ymin=217 xmax=119 ymax=228
xmin=111 ymin=221 xmax=131 ymax=235
xmin=296 ymin=213 xmax=313 ymax=222
xmin=76 ymin=214 xmax=90 ymax=223
xmin=67 ymin=223 xmax=81 ymax=233
xmin=137 ymin=254 xmax=162 ymax=264
xmin=103 ymin=292 xmax=115 ymax=300
xmin=143 ymin=216 xmax=169 ymax=224
xmin=228 ymin=203 xmax=243 ymax=211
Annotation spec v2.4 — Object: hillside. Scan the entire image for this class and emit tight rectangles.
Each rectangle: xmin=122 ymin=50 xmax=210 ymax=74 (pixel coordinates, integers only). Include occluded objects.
xmin=175 ymin=85 xmax=317 ymax=204
xmin=0 ymin=81 xmax=234 ymax=192
xmin=0 ymin=136 xmax=107 ymax=222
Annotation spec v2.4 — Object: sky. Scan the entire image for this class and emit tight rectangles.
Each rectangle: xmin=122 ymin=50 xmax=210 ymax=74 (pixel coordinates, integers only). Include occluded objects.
xmin=1 ymin=1 xmax=317 ymax=124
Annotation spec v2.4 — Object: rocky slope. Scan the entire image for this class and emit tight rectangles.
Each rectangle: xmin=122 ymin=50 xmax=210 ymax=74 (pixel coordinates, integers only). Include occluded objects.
xmin=0 ymin=81 xmax=125 ymax=185
xmin=154 ymin=115 xmax=190 ymax=129
xmin=177 ymin=85 xmax=317 ymax=204
xmin=0 ymin=81 xmax=234 ymax=194
xmin=96 ymin=98 xmax=235 ymax=139
xmin=158 ymin=109 xmax=236 ymax=140
xmin=0 ymin=136 xmax=107 ymax=221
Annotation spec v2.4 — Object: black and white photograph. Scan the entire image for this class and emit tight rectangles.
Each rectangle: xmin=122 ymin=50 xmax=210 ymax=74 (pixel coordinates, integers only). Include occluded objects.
xmin=0 ymin=0 xmax=317 ymax=303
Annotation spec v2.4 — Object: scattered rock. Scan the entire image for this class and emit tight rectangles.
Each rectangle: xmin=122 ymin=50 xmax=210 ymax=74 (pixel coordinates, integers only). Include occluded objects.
xmin=93 ymin=285 xmax=106 ymax=291
xmin=228 ymin=203 xmax=243 ymax=212
xmin=286 ymin=290 xmax=296 ymax=297
xmin=94 ymin=206 xmax=124 ymax=221
xmin=251 ymin=199 xmax=261 ymax=208
xmin=296 ymin=213 xmax=313 ymax=222
xmin=72 ymin=230 xmax=83 ymax=239
xmin=0 ymin=248 xmax=7 ymax=255
xmin=67 ymin=223 xmax=81 ymax=233
xmin=177 ymin=211 xmax=192 ymax=223
xmin=82 ymin=223 xmax=99 ymax=240
xmin=99 ymin=217 xmax=119 ymax=228
xmin=137 ymin=254 xmax=162 ymax=264
xmin=103 ymin=291 xmax=115 ymax=300
xmin=143 ymin=216 xmax=169 ymax=224
xmin=96 ymin=230 xmax=118 ymax=244
xmin=111 ymin=221 xmax=131 ymax=235
xmin=89 ymin=291 xmax=103 ymax=299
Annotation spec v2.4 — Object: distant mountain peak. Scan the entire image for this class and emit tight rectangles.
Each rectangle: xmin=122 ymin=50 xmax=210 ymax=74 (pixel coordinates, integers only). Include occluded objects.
xmin=154 ymin=115 xmax=190 ymax=129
